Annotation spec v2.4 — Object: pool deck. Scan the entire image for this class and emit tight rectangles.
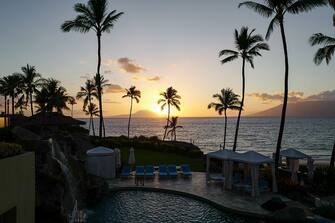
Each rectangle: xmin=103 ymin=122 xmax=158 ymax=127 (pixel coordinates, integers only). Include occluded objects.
xmin=108 ymin=172 xmax=303 ymax=219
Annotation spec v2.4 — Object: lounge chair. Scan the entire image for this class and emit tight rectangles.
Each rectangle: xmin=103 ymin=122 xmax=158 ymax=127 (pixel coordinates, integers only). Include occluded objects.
xmin=181 ymin=164 xmax=192 ymax=177
xmin=135 ymin=166 xmax=145 ymax=176
xmin=121 ymin=166 xmax=131 ymax=177
xmin=168 ymin=165 xmax=178 ymax=177
xmin=159 ymin=165 xmax=168 ymax=177
xmin=145 ymin=165 xmax=154 ymax=177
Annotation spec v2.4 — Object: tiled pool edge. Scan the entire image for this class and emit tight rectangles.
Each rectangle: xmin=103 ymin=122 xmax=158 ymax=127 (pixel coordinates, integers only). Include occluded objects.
xmin=109 ymin=186 xmax=268 ymax=220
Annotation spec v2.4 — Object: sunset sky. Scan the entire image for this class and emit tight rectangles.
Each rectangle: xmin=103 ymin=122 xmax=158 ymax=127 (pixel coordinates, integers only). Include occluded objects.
xmin=0 ymin=0 xmax=334 ymax=117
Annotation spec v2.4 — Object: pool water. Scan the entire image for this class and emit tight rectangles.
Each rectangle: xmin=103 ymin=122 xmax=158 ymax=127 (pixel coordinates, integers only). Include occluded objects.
xmin=87 ymin=190 xmax=250 ymax=223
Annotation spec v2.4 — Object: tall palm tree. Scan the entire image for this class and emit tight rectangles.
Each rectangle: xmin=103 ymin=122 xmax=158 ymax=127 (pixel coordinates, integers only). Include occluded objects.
xmin=309 ymin=34 xmax=335 ymax=65
xmin=219 ymin=27 xmax=269 ymax=151
xmin=239 ymin=0 xmax=327 ymax=171
xmin=122 ymin=86 xmax=141 ymax=139
xmin=61 ymin=0 xmax=124 ymax=138
xmin=21 ymin=64 xmax=42 ymax=116
xmin=158 ymin=87 xmax=181 ymax=141
xmin=84 ymin=103 xmax=99 ymax=136
xmin=166 ymin=116 xmax=183 ymax=141
xmin=35 ymin=79 xmax=70 ymax=114
xmin=208 ymin=88 xmax=241 ymax=149
xmin=3 ymin=74 xmax=24 ymax=116
xmin=0 ymin=77 xmax=9 ymax=127
xmin=93 ymin=74 xmax=110 ymax=137
xmin=68 ymin=96 xmax=77 ymax=117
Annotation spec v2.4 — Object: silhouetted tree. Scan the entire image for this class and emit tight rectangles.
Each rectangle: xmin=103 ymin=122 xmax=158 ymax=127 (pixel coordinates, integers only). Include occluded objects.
xmin=61 ymin=0 xmax=123 ymax=138
xmin=310 ymin=34 xmax=335 ymax=65
xmin=239 ymin=0 xmax=327 ymax=171
xmin=219 ymin=27 xmax=269 ymax=151
xmin=166 ymin=116 xmax=183 ymax=141
xmin=158 ymin=87 xmax=181 ymax=141
xmin=21 ymin=64 xmax=42 ymax=116
xmin=122 ymin=86 xmax=141 ymax=139
xmin=68 ymin=96 xmax=77 ymax=117
xmin=84 ymin=103 xmax=99 ymax=136
xmin=2 ymin=74 xmax=24 ymax=116
xmin=208 ymin=88 xmax=241 ymax=149
xmin=0 ymin=77 xmax=9 ymax=127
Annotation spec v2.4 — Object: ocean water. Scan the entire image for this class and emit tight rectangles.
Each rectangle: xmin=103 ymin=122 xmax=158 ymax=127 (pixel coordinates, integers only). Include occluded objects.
xmin=82 ymin=117 xmax=335 ymax=160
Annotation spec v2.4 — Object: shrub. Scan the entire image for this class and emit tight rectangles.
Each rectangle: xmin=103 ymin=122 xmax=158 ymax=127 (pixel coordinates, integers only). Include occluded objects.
xmin=0 ymin=142 xmax=23 ymax=158
xmin=316 ymin=203 xmax=335 ymax=220
xmin=312 ymin=167 xmax=335 ymax=195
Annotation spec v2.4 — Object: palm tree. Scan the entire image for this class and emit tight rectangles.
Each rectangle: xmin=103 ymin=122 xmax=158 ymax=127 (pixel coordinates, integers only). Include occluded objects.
xmin=84 ymin=103 xmax=99 ymax=136
xmin=208 ymin=88 xmax=241 ymax=149
xmin=166 ymin=116 xmax=183 ymax=141
xmin=3 ymin=74 xmax=24 ymax=116
xmin=93 ymin=74 xmax=110 ymax=137
xmin=0 ymin=78 xmax=9 ymax=127
xmin=77 ymin=79 xmax=98 ymax=135
xmin=61 ymin=0 xmax=124 ymax=138
xmin=309 ymin=33 xmax=335 ymax=65
xmin=35 ymin=79 xmax=70 ymax=114
xmin=122 ymin=86 xmax=141 ymax=138
xmin=158 ymin=87 xmax=181 ymax=141
xmin=219 ymin=27 xmax=269 ymax=151
xmin=68 ymin=96 xmax=77 ymax=117
xmin=21 ymin=64 xmax=42 ymax=116
xmin=239 ymin=0 xmax=327 ymax=171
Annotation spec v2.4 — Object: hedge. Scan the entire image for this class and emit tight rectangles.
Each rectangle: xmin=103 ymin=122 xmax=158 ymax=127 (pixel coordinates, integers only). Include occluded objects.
xmin=0 ymin=142 xmax=23 ymax=159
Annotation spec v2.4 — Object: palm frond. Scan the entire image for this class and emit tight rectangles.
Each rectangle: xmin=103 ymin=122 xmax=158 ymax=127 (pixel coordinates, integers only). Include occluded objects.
xmin=287 ymin=0 xmax=327 ymax=14
xmin=309 ymin=33 xmax=335 ymax=46
xmin=220 ymin=55 xmax=239 ymax=64
xmin=238 ymin=1 xmax=274 ymax=17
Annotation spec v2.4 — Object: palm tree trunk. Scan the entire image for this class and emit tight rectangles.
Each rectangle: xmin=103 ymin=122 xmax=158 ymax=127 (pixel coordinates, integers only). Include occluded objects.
xmin=71 ymin=104 xmax=73 ymax=117
xmin=275 ymin=20 xmax=289 ymax=172
xmin=174 ymin=129 xmax=177 ymax=141
xmin=163 ymin=104 xmax=170 ymax=141
xmin=330 ymin=141 xmax=335 ymax=169
xmin=88 ymin=115 xmax=92 ymax=134
xmin=30 ymin=92 xmax=34 ymax=116
xmin=127 ymin=98 xmax=133 ymax=139
xmin=11 ymin=95 xmax=14 ymax=116
xmin=91 ymin=115 xmax=96 ymax=137
xmin=224 ymin=109 xmax=227 ymax=150
xmin=4 ymin=95 xmax=7 ymax=127
xmin=97 ymin=32 xmax=104 ymax=138
xmin=233 ymin=58 xmax=245 ymax=151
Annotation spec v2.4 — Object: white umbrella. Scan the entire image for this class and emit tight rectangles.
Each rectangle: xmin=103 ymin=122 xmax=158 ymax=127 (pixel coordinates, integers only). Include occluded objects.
xmin=128 ymin=147 xmax=135 ymax=165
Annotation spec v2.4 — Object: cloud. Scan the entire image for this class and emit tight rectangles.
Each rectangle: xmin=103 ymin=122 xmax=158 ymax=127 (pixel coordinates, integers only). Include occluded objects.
xmin=105 ymin=84 xmax=125 ymax=94
xmin=117 ymin=57 xmax=146 ymax=73
xmin=305 ymin=90 xmax=335 ymax=101
xmin=147 ymin=76 xmax=160 ymax=81
xmin=132 ymin=75 xmax=140 ymax=80
xmin=248 ymin=91 xmax=304 ymax=102
xmin=104 ymin=70 xmax=112 ymax=74
xmin=103 ymin=99 xmax=121 ymax=104
xmin=80 ymin=74 xmax=91 ymax=79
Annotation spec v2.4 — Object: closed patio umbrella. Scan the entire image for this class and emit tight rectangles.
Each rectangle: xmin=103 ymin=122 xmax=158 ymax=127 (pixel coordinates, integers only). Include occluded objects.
xmin=128 ymin=147 xmax=135 ymax=165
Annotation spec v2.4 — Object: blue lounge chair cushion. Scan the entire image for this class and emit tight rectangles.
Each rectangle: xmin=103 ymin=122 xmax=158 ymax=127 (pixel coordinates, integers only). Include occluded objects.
xmin=181 ymin=164 xmax=192 ymax=176
xmin=168 ymin=165 xmax=178 ymax=176
xmin=136 ymin=166 xmax=145 ymax=176
xmin=159 ymin=165 xmax=168 ymax=176
xmin=121 ymin=166 xmax=131 ymax=177
xmin=145 ymin=165 xmax=154 ymax=176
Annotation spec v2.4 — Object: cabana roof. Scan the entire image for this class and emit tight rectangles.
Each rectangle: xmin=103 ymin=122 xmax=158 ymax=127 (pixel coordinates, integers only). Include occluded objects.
xmin=280 ymin=148 xmax=309 ymax=159
xmin=207 ymin=149 xmax=238 ymax=160
xmin=87 ymin=146 xmax=114 ymax=156
xmin=231 ymin=151 xmax=273 ymax=165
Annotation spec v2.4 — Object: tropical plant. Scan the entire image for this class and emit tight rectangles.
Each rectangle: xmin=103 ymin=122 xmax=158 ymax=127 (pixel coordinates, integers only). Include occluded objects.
xmin=309 ymin=33 xmax=335 ymax=65
xmin=122 ymin=86 xmax=141 ymax=138
xmin=208 ymin=88 xmax=241 ymax=149
xmin=0 ymin=78 xmax=9 ymax=127
xmin=35 ymin=79 xmax=70 ymax=114
xmin=20 ymin=64 xmax=42 ymax=116
xmin=158 ymin=87 xmax=181 ymax=141
xmin=2 ymin=74 xmax=24 ymax=116
xmin=219 ymin=26 xmax=269 ymax=151
xmin=239 ymin=0 xmax=327 ymax=171
xmin=93 ymin=74 xmax=110 ymax=137
xmin=68 ymin=96 xmax=77 ymax=117
xmin=84 ymin=103 xmax=99 ymax=136
xmin=61 ymin=0 xmax=124 ymax=138
xmin=165 ymin=116 xmax=183 ymax=141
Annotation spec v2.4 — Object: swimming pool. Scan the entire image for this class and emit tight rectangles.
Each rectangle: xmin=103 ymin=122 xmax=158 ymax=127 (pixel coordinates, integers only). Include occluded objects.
xmin=87 ymin=190 xmax=250 ymax=223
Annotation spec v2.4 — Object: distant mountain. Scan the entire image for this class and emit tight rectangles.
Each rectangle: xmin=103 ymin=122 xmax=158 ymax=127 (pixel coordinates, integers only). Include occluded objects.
xmin=111 ymin=110 xmax=160 ymax=118
xmin=250 ymin=101 xmax=335 ymax=118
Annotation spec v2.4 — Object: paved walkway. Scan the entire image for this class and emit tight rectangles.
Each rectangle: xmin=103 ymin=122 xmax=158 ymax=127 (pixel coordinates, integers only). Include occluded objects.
xmin=108 ymin=172 xmax=293 ymax=218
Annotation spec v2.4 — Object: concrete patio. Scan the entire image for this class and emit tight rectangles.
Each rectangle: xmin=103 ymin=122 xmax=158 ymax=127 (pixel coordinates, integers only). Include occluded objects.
xmin=108 ymin=172 xmax=301 ymax=219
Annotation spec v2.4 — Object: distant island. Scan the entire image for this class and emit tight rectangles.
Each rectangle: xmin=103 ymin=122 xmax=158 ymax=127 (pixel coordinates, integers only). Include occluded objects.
xmin=110 ymin=110 xmax=161 ymax=118
xmin=250 ymin=101 xmax=335 ymax=118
